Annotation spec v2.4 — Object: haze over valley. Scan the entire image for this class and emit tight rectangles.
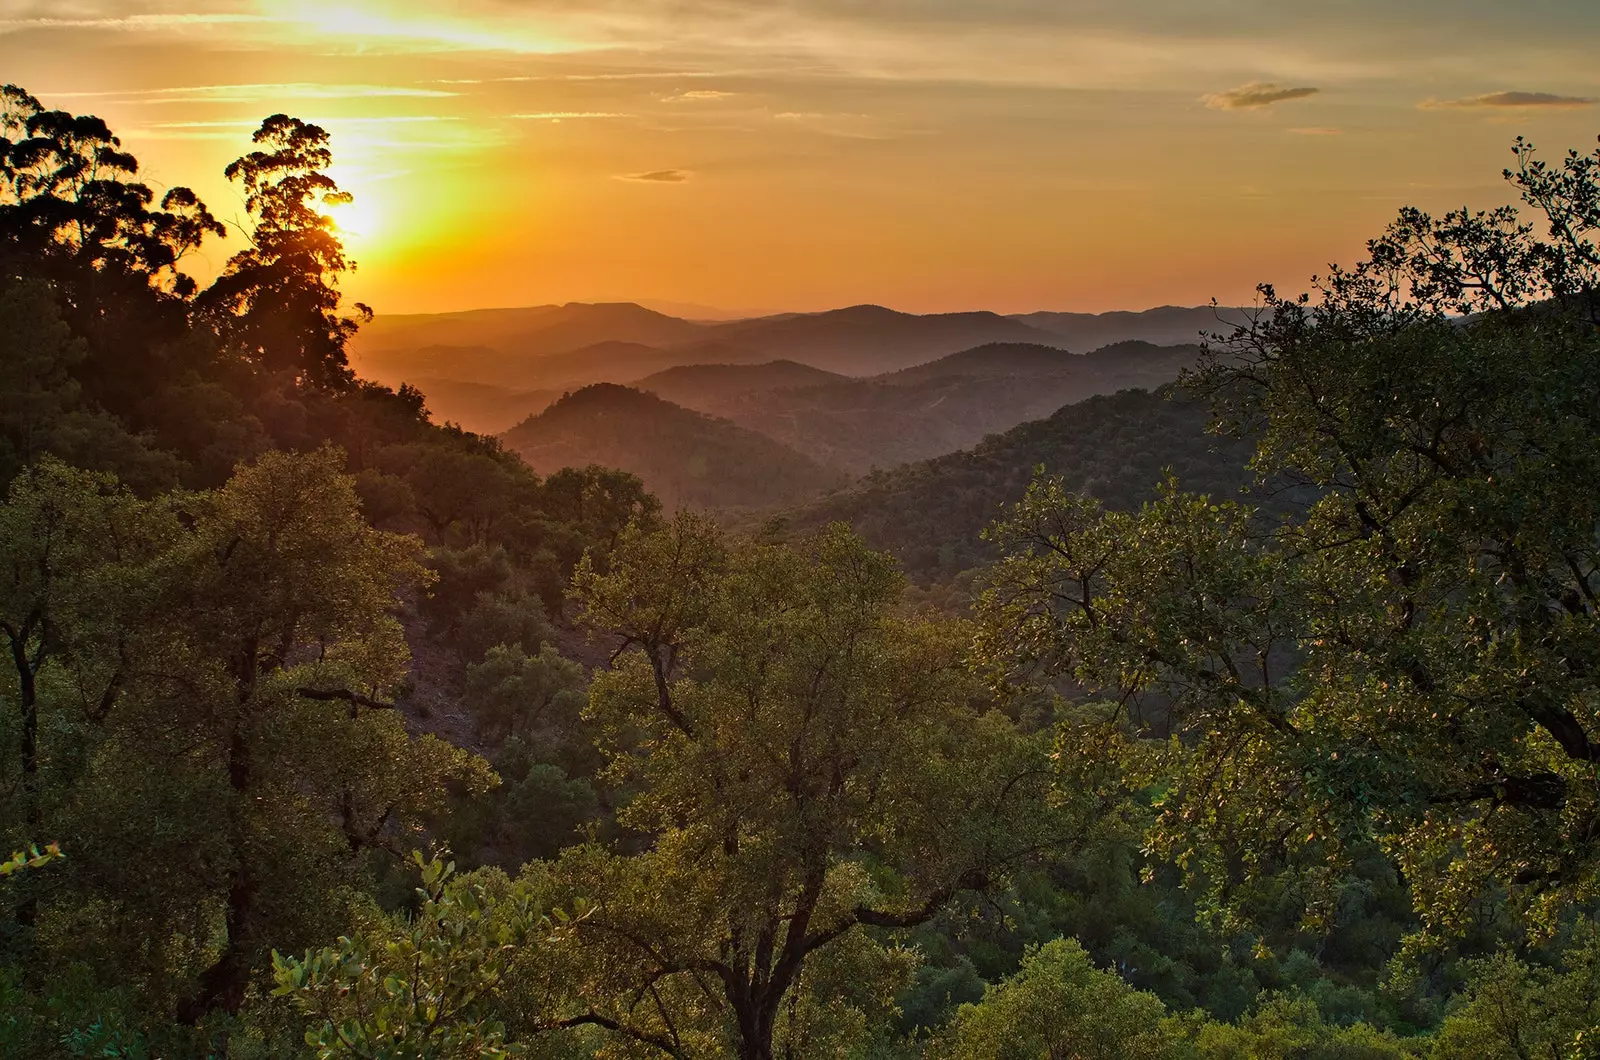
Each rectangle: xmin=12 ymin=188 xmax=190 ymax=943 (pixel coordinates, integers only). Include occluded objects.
xmin=8 ymin=3 xmax=1600 ymax=1056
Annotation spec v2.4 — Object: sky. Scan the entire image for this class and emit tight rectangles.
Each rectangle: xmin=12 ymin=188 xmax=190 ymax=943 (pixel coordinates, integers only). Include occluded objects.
xmin=7 ymin=0 xmax=1600 ymax=316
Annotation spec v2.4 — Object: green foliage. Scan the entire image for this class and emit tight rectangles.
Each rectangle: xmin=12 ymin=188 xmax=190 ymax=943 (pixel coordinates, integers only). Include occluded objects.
xmin=934 ymin=938 xmax=1176 ymax=1060
xmin=463 ymin=645 xmax=587 ymax=745
xmin=0 ymin=279 xmax=174 ymax=490
xmin=422 ymin=545 xmax=550 ymax=665
xmin=1189 ymin=996 xmax=1417 ymax=1060
xmin=0 ymin=450 xmax=496 ymax=1040
xmin=0 ymin=842 xmax=59 ymax=879
xmin=526 ymin=515 xmax=1067 ymax=1059
xmin=1431 ymin=923 xmax=1600 ymax=1058
xmin=274 ymin=853 xmax=568 ymax=1060
xmin=978 ymin=136 xmax=1600 ymax=945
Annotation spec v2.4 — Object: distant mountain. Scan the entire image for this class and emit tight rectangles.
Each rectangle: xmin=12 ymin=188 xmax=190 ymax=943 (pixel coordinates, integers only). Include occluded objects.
xmin=655 ymin=342 xmax=1206 ymax=474
xmin=699 ymin=305 xmax=1061 ymax=376
xmin=1013 ymin=306 xmax=1252 ymax=351
xmin=526 ymin=341 xmax=773 ymax=392
xmin=357 ymin=302 xmax=708 ymax=356
xmin=501 ymin=384 xmax=850 ymax=512
xmin=635 ymin=360 xmax=849 ymax=406
xmin=353 ymin=302 xmax=1247 ymax=401
xmin=879 ymin=340 xmax=1196 ymax=385
xmin=778 ymin=386 xmax=1263 ymax=581
xmin=406 ymin=377 xmax=560 ymax=435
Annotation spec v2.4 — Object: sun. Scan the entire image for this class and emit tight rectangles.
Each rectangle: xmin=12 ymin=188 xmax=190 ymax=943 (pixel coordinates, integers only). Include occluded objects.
xmin=323 ymin=196 xmax=381 ymax=243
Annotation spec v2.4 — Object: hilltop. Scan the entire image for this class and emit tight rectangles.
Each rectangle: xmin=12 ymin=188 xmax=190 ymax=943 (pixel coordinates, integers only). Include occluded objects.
xmin=501 ymin=384 xmax=849 ymax=512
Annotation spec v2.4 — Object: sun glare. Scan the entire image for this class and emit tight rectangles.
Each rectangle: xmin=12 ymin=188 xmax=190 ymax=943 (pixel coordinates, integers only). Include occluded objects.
xmin=324 ymin=196 xmax=380 ymax=243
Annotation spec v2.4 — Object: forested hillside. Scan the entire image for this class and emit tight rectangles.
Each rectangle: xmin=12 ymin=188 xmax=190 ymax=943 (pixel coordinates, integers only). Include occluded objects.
xmin=695 ymin=342 xmax=1205 ymax=472
xmin=780 ymin=385 xmax=1260 ymax=579
xmin=4 ymin=79 xmax=1600 ymax=1060
xmin=502 ymin=383 xmax=850 ymax=511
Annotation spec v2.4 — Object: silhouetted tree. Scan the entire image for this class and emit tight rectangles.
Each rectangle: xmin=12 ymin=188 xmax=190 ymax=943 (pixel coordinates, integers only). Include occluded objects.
xmin=201 ymin=115 xmax=369 ymax=391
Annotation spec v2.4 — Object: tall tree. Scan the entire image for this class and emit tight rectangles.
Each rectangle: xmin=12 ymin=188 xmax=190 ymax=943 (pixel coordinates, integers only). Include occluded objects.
xmin=201 ymin=115 xmax=369 ymax=390
xmin=511 ymin=516 xmax=1064 ymax=1060
xmin=0 ymin=451 xmax=493 ymax=1041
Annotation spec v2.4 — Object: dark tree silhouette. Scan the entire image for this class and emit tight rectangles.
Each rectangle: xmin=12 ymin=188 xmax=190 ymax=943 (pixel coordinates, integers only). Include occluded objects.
xmin=201 ymin=115 xmax=370 ymax=391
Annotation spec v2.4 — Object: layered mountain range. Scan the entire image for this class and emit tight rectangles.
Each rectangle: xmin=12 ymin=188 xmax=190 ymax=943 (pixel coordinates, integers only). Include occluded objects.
xmin=353 ymin=301 xmax=1253 ymax=530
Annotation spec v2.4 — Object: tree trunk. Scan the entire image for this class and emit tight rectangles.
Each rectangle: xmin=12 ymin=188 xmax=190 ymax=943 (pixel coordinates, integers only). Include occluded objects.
xmin=177 ymin=871 xmax=256 ymax=1022
xmin=178 ymin=718 xmax=257 ymax=1022
xmin=9 ymin=625 xmax=42 ymax=928
xmin=733 ymin=997 xmax=778 ymax=1060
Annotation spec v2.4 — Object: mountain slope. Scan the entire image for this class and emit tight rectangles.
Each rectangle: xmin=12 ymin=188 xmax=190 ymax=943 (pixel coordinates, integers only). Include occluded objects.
xmin=879 ymin=340 xmax=1198 ymax=385
xmin=659 ymin=342 xmax=1206 ymax=473
xmin=1013 ymin=305 xmax=1251 ymax=351
xmin=356 ymin=301 xmax=709 ymax=357
xmin=635 ymin=360 xmax=850 ymax=406
xmin=699 ymin=305 xmax=1063 ymax=375
xmin=405 ymin=377 xmax=560 ymax=434
xmin=779 ymin=386 xmax=1262 ymax=581
xmin=501 ymin=384 xmax=849 ymax=512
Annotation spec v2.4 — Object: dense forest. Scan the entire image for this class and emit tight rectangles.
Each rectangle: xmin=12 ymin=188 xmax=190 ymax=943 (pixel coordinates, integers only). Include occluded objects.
xmin=3 ymin=79 xmax=1600 ymax=1060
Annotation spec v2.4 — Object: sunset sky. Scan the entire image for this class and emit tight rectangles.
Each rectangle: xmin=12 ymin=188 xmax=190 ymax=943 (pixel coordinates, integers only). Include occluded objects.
xmin=8 ymin=0 xmax=1600 ymax=315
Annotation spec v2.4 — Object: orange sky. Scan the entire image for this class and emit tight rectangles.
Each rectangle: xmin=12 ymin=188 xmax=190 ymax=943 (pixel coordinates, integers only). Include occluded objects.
xmin=8 ymin=0 xmax=1600 ymax=315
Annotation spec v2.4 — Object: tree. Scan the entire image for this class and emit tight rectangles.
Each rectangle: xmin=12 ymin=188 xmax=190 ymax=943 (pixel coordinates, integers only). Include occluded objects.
xmin=933 ymin=938 xmax=1177 ymax=1060
xmin=0 ymin=83 xmax=223 ymax=294
xmin=1431 ymin=923 xmax=1600 ymax=1058
xmin=977 ymin=134 xmax=1600 ymax=942
xmin=514 ymin=516 xmax=1063 ymax=1060
xmin=274 ymin=854 xmax=572 ymax=1060
xmin=201 ymin=114 xmax=369 ymax=390
xmin=0 ymin=450 xmax=494 ymax=1039
xmin=161 ymin=448 xmax=491 ymax=1020
xmin=463 ymin=645 xmax=587 ymax=745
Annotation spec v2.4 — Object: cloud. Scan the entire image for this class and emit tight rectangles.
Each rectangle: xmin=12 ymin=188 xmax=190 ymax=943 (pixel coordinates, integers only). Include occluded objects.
xmin=1203 ymin=81 xmax=1320 ymax=109
xmin=0 ymin=13 xmax=272 ymax=33
xmin=1420 ymin=90 xmax=1596 ymax=109
xmin=1286 ymin=126 xmax=1341 ymax=135
xmin=665 ymin=89 xmax=738 ymax=101
xmin=619 ymin=169 xmax=691 ymax=182
xmin=512 ymin=111 xmax=632 ymax=120
xmin=45 ymin=83 xmax=458 ymax=104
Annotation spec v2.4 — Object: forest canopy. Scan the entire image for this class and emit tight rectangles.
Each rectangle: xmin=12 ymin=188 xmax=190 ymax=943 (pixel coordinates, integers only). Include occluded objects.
xmin=2 ymin=82 xmax=1600 ymax=1059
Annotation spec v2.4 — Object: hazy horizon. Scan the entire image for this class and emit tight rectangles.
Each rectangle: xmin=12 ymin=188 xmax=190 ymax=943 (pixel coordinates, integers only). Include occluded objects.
xmin=8 ymin=0 xmax=1600 ymax=316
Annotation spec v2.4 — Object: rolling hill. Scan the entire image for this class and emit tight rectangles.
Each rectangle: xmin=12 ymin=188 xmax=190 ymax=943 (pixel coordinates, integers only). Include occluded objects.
xmin=354 ymin=302 xmax=1250 ymax=399
xmin=405 ymin=377 xmax=560 ymax=434
xmin=697 ymin=305 xmax=1062 ymax=375
xmin=649 ymin=342 xmax=1207 ymax=473
xmin=1013 ymin=305 xmax=1253 ymax=351
xmin=501 ymin=384 xmax=850 ymax=512
xmin=635 ymin=360 xmax=849 ymax=407
xmin=777 ymin=385 xmax=1265 ymax=581
xmin=354 ymin=302 xmax=707 ymax=360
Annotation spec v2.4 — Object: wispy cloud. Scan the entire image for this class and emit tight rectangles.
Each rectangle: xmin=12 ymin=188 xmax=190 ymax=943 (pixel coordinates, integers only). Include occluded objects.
xmin=511 ymin=111 xmax=632 ymax=120
xmin=45 ymin=83 xmax=458 ymax=104
xmin=0 ymin=13 xmax=272 ymax=33
xmin=147 ymin=116 xmax=461 ymax=128
xmin=665 ymin=89 xmax=738 ymax=101
xmin=1287 ymin=126 xmax=1341 ymax=135
xmin=620 ymin=169 xmax=691 ymax=182
xmin=1420 ymin=90 xmax=1596 ymax=109
xmin=1204 ymin=82 xmax=1320 ymax=110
